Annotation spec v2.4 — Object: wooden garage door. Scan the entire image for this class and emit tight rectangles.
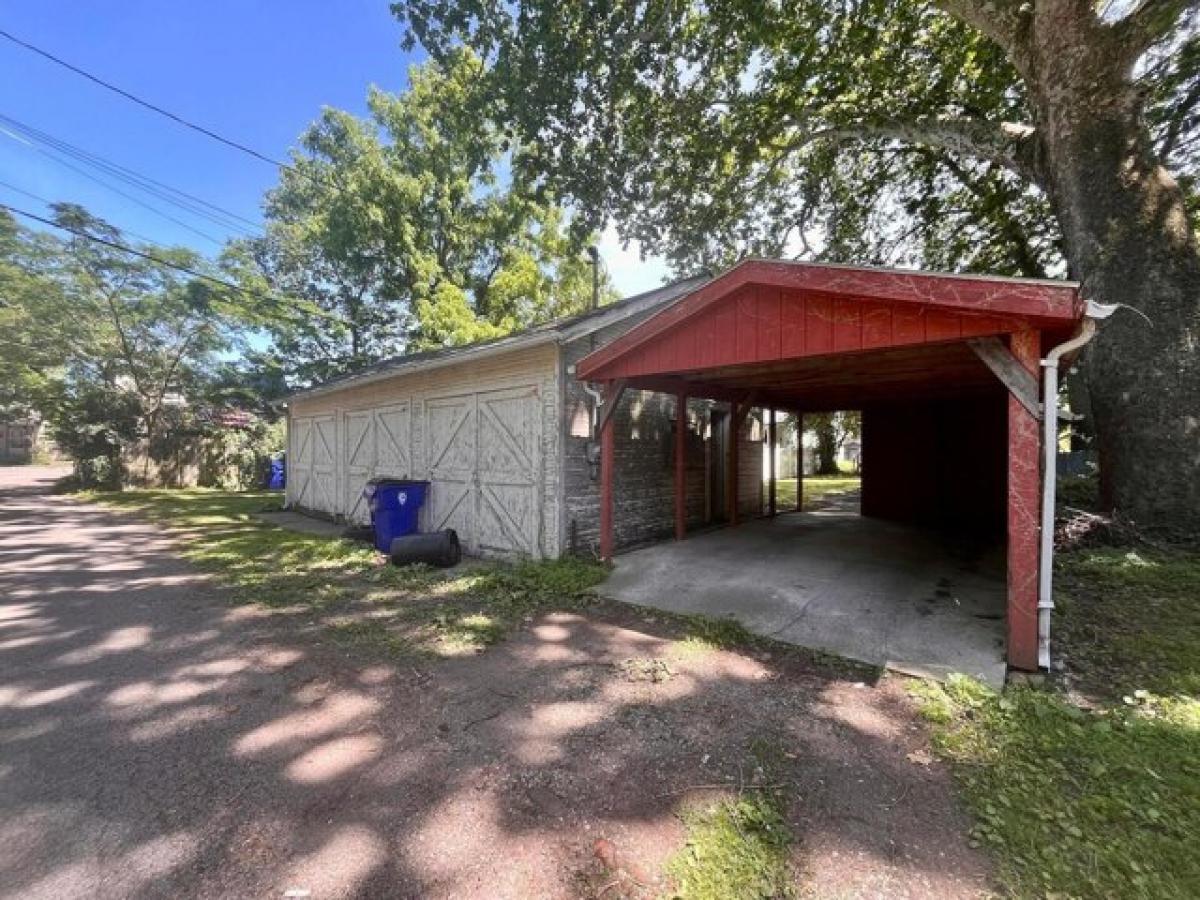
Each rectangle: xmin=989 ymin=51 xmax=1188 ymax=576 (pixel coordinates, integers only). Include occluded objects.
xmin=424 ymin=386 xmax=542 ymax=557
xmin=291 ymin=415 xmax=337 ymax=515
xmin=341 ymin=403 xmax=413 ymax=525
xmin=374 ymin=403 xmax=412 ymax=476
xmin=342 ymin=410 xmax=374 ymax=524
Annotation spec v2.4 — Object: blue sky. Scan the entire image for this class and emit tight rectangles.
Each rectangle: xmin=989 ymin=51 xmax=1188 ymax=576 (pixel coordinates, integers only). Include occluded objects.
xmin=0 ymin=1 xmax=666 ymax=295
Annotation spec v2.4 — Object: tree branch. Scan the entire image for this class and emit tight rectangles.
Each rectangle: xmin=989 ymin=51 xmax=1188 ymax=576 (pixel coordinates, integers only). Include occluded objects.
xmin=805 ymin=117 xmax=1040 ymax=183
xmin=932 ymin=0 xmax=1028 ymax=54
xmin=1116 ymin=0 xmax=1199 ymax=60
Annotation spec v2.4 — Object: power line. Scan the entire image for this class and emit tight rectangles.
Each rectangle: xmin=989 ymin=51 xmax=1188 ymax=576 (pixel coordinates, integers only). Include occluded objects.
xmin=0 ymin=27 xmax=292 ymax=172
xmin=0 ymin=177 xmax=162 ymax=245
xmin=0 ymin=177 xmax=54 ymax=207
xmin=0 ymin=201 xmax=341 ymax=326
xmin=0 ymin=112 xmax=263 ymax=236
xmin=0 ymin=122 xmax=228 ymax=245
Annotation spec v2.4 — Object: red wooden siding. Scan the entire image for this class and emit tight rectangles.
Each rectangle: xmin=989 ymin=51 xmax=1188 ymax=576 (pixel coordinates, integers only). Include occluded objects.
xmin=601 ymin=285 xmax=1020 ymax=381
xmin=577 ymin=259 xmax=1080 ymax=382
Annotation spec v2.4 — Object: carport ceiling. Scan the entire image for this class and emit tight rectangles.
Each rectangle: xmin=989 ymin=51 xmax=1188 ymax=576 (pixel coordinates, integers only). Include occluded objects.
xmin=629 ymin=341 xmax=1004 ymax=412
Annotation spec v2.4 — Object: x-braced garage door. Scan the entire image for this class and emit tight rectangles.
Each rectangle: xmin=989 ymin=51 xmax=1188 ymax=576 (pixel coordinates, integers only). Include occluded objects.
xmin=423 ymin=385 xmax=543 ymax=558
xmin=342 ymin=403 xmax=413 ymax=524
xmin=290 ymin=414 xmax=337 ymax=513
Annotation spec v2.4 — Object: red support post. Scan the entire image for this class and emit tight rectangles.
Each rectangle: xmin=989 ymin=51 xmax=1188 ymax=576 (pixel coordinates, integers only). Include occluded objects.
xmin=728 ymin=405 xmax=740 ymax=525
xmin=768 ymin=408 xmax=777 ymax=517
xmin=675 ymin=392 xmax=687 ymax=540
xmin=1007 ymin=330 xmax=1041 ymax=671
xmin=796 ymin=412 xmax=804 ymax=511
xmin=599 ymin=384 xmax=616 ymax=562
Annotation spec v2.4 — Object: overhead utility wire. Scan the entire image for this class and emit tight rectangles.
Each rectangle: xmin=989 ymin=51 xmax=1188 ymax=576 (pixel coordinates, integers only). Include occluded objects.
xmin=1 ymin=201 xmax=341 ymax=326
xmin=0 ymin=29 xmax=336 ymax=195
xmin=0 ymin=28 xmax=291 ymax=172
xmin=0 ymin=112 xmax=262 ymax=236
xmin=0 ymin=124 xmax=226 ymax=246
xmin=0 ymin=177 xmax=162 ymax=246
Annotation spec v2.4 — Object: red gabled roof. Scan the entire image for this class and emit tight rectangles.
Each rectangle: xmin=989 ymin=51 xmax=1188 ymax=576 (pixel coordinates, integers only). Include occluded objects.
xmin=576 ymin=259 xmax=1081 ymax=383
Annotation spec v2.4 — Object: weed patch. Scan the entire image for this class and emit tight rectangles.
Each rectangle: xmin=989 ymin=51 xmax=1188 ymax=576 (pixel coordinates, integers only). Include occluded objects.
xmin=666 ymin=792 xmax=794 ymax=900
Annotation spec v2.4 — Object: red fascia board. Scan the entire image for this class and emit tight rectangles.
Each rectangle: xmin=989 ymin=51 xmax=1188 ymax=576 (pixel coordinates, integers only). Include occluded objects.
xmin=577 ymin=259 xmax=1080 ymax=381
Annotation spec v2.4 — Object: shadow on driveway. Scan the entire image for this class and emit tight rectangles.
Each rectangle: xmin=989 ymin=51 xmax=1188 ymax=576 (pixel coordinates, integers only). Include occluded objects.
xmin=0 ymin=470 xmax=991 ymax=898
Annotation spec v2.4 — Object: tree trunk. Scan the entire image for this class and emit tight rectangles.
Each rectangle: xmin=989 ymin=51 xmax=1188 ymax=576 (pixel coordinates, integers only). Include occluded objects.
xmin=812 ymin=415 xmax=840 ymax=475
xmin=1025 ymin=14 xmax=1200 ymax=533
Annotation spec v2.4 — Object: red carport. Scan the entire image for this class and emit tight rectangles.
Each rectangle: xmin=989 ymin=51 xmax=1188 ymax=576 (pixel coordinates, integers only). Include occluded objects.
xmin=576 ymin=259 xmax=1083 ymax=671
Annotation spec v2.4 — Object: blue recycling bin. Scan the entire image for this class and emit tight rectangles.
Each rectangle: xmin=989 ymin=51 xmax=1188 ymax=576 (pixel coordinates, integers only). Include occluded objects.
xmin=363 ymin=479 xmax=429 ymax=552
xmin=267 ymin=456 xmax=286 ymax=490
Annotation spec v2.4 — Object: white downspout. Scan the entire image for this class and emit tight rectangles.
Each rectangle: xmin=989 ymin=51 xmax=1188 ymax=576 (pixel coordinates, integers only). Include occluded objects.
xmin=582 ymin=381 xmax=604 ymax=437
xmin=1037 ymin=300 xmax=1117 ymax=669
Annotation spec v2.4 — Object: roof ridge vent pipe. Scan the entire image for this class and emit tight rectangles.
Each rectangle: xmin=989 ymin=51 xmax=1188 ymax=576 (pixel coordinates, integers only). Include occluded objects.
xmin=1037 ymin=300 xmax=1118 ymax=670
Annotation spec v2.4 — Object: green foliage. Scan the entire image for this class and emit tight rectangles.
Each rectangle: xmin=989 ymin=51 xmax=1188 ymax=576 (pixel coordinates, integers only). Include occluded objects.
xmin=911 ymin=676 xmax=1200 ymax=899
xmin=395 ymin=2 xmax=1044 ymax=274
xmin=1057 ymin=473 xmax=1101 ymax=513
xmin=0 ymin=210 xmax=73 ymax=418
xmin=1 ymin=205 xmax=261 ymax=485
xmin=806 ymin=412 xmax=859 ymax=475
xmin=395 ymin=1 xmax=1196 ymax=275
xmin=238 ymin=52 xmax=614 ymax=385
xmin=199 ymin=420 xmax=285 ymax=491
xmin=666 ymin=793 xmax=795 ymax=900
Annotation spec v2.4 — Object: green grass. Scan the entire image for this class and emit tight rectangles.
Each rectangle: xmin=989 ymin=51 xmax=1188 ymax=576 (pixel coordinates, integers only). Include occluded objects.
xmin=669 ymin=614 xmax=759 ymax=658
xmin=83 ymin=488 xmax=606 ymax=656
xmin=909 ymin=542 xmax=1200 ymax=898
xmin=772 ymin=475 xmax=859 ymax=510
xmin=899 ymin=464 xmax=1200 ymax=899
xmin=1056 ymin=547 xmax=1200 ymax=698
xmin=665 ymin=732 xmax=801 ymax=899
xmin=666 ymin=792 xmax=795 ymax=900
xmin=910 ymin=676 xmax=1200 ymax=899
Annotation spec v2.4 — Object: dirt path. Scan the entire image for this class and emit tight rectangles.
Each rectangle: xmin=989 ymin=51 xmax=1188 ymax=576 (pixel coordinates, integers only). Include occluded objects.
xmin=0 ymin=467 xmax=991 ymax=898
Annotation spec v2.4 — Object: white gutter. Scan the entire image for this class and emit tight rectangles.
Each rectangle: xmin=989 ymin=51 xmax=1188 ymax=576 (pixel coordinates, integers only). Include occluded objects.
xmin=1037 ymin=300 xmax=1118 ymax=669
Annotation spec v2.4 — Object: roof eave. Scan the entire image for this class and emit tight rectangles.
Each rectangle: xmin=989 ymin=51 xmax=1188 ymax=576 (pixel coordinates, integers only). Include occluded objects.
xmin=284 ymin=331 xmax=561 ymax=405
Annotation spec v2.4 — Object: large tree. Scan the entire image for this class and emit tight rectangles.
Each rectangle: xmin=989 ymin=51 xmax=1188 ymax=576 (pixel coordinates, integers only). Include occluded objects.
xmin=239 ymin=52 xmax=611 ymax=385
xmin=26 ymin=206 xmax=249 ymax=483
xmin=397 ymin=0 xmax=1200 ymax=532
xmin=0 ymin=209 xmax=75 ymax=417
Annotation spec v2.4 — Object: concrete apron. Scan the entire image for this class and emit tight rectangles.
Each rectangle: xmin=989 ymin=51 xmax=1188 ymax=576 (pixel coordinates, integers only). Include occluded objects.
xmin=598 ymin=509 xmax=1008 ymax=690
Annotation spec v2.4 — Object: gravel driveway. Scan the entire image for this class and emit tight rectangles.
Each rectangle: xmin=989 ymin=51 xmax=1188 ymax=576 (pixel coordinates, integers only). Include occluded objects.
xmin=0 ymin=467 xmax=991 ymax=899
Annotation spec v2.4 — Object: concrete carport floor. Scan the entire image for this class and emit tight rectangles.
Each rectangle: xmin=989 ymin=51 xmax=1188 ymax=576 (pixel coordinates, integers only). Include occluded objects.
xmin=599 ymin=502 xmax=1009 ymax=689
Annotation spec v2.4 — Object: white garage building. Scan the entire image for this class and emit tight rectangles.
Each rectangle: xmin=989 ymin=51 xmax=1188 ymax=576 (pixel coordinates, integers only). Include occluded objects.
xmin=284 ymin=276 xmax=725 ymax=559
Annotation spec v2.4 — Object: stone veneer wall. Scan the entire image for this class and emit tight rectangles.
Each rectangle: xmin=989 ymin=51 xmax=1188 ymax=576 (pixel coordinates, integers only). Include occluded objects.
xmin=562 ymin=322 xmax=763 ymax=556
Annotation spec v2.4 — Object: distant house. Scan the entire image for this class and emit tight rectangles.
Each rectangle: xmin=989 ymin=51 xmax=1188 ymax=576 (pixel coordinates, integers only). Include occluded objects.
xmin=0 ymin=416 xmax=53 ymax=464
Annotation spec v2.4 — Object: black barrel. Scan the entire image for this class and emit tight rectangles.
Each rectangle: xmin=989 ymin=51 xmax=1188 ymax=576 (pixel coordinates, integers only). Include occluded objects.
xmin=389 ymin=529 xmax=461 ymax=568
